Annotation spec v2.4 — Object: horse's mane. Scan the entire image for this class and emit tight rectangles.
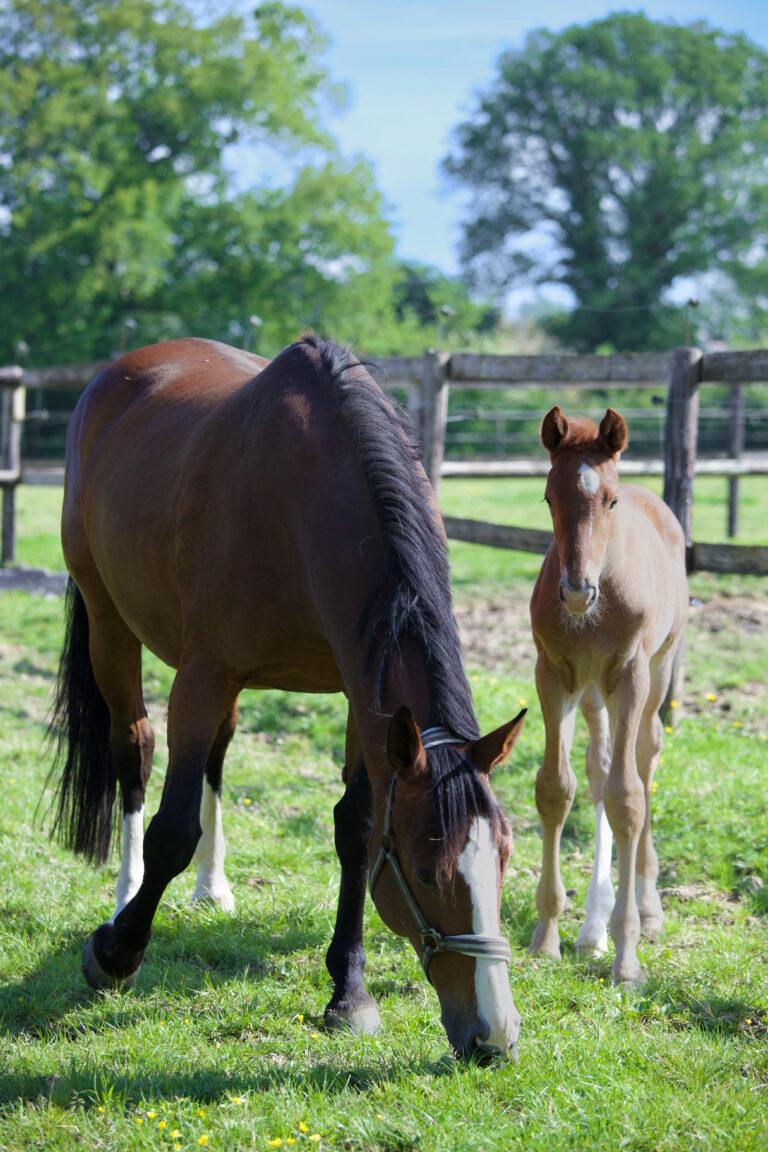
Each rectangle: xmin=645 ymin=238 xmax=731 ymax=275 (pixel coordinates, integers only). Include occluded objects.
xmin=301 ymin=334 xmax=506 ymax=877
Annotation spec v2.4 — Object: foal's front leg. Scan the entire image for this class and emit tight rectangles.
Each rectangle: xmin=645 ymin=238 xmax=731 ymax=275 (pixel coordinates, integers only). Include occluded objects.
xmin=603 ymin=661 xmax=650 ymax=985
xmin=529 ymin=653 xmax=578 ymax=961
xmin=575 ymin=685 xmax=614 ymax=957
xmin=324 ymin=752 xmax=381 ymax=1036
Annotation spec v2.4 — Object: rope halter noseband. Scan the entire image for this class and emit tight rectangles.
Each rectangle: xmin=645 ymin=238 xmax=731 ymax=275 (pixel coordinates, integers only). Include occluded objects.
xmin=368 ymin=727 xmax=513 ymax=980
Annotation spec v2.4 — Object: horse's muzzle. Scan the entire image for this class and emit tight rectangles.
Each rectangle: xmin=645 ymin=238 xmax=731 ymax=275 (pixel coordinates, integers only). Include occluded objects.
xmin=558 ymin=575 xmax=599 ymax=616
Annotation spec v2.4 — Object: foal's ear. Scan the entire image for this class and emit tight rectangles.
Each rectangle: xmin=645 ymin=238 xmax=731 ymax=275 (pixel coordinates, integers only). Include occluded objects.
xmin=541 ymin=407 xmax=569 ymax=455
xmin=471 ymin=709 xmax=527 ymax=776
xmin=386 ymin=706 xmax=428 ymax=778
xmin=598 ymin=408 xmax=628 ymax=457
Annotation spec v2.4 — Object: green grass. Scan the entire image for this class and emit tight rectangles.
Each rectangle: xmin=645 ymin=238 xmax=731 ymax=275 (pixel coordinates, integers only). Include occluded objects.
xmin=1 ymin=486 xmax=767 ymax=1150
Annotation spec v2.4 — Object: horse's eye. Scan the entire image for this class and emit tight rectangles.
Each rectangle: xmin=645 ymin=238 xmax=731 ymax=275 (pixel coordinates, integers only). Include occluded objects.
xmin=609 ymin=497 xmax=618 ymax=510
xmin=544 ymin=494 xmax=552 ymax=507
xmin=415 ymin=868 xmax=438 ymax=890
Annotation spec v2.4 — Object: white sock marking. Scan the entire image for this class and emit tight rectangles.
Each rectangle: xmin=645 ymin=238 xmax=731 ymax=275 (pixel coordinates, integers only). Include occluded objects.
xmin=192 ymin=780 xmax=234 ymax=912
xmin=577 ymin=801 xmax=614 ymax=952
xmin=457 ymin=817 xmax=516 ymax=1051
xmin=110 ymin=807 xmax=144 ymax=923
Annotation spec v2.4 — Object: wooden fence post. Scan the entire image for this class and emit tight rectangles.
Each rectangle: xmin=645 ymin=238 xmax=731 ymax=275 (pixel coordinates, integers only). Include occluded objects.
xmin=419 ymin=350 xmax=449 ymax=494
xmin=727 ymin=382 xmax=745 ymax=538
xmin=1 ymin=376 xmax=26 ymax=567
xmin=661 ymin=346 xmax=702 ymax=724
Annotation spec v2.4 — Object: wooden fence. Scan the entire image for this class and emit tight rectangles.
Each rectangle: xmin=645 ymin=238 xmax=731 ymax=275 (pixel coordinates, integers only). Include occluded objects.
xmin=1 ymin=347 xmax=768 ymax=575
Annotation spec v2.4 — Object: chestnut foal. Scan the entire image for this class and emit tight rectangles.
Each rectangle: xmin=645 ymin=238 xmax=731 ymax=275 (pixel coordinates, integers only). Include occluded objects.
xmin=528 ymin=406 xmax=688 ymax=984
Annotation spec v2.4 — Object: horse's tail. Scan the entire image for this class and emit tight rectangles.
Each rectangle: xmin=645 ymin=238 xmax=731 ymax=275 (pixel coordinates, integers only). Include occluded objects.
xmin=47 ymin=577 xmax=116 ymax=864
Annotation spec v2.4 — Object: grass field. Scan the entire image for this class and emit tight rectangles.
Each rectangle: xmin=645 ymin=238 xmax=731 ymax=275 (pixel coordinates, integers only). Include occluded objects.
xmin=1 ymin=483 xmax=767 ymax=1151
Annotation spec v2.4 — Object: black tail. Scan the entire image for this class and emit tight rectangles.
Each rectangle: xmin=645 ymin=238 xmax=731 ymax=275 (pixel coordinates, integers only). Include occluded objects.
xmin=47 ymin=578 xmax=117 ymax=864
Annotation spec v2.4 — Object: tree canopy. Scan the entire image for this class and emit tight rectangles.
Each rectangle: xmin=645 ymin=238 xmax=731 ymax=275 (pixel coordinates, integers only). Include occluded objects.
xmin=1 ymin=0 xmax=492 ymax=364
xmin=443 ymin=12 xmax=768 ymax=352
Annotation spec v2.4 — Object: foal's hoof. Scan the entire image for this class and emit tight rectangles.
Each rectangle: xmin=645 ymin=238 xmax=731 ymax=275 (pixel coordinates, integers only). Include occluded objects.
xmin=191 ymin=886 xmax=236 ymax=914
xmin=324 ymin=995 xmax=382 ymax=1036
xmin=82 ymin=924 xmax=144 ymax=991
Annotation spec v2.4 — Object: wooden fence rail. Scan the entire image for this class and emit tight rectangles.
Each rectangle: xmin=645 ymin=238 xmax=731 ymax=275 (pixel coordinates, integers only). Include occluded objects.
xmin=2 ymin=345 xmax=768 ymax=575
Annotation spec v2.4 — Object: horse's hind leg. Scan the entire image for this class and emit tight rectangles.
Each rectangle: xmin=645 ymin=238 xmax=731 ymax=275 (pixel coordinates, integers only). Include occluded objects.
xmin=191 ymin=702 xmax=237 ymax=912
xmin=529 ymin=652 xmax=578 ymax=961
xmin=575 ymin=684 xmax=615 ymax=957
xmin=82 ymin=661 xmax=240 ymax=990
xmin=84 ymin=599 xmax=155 ymax=923
xmin=324 ymin=708 xmax=381 ymax=1035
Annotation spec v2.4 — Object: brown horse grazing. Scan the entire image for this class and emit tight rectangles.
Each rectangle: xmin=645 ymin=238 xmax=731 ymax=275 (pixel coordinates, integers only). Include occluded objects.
xmin=49 ymin=334 xmax=526 ymax=1060
xmin=528 ymin=406 xmax=688 ymax=985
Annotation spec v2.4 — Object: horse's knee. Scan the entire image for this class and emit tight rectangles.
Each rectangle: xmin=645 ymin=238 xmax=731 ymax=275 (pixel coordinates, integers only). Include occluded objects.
xmin=602 ymin=777 xmax=645 ymax=841
xmin=143 ymin=809 xmax=201 ymax=880
xmin=333 ymin=763 xmax=372 ymax=862
xmin=535 ymin=761 xmax=576 ymax=823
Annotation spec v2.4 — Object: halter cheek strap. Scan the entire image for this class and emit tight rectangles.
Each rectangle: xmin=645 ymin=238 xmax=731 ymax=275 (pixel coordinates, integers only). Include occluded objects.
xmin=368 ymin=729 xmax=513 ymax=980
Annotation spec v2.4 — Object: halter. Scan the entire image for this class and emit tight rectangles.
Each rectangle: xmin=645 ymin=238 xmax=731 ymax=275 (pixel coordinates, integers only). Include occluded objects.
xmin=368 ymin=728 xmax=513 ymax=980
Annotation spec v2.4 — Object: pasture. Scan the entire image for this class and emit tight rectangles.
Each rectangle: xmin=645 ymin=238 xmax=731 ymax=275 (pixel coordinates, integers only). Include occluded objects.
xmin=1 ymin=480 xmax=767 ymax=1151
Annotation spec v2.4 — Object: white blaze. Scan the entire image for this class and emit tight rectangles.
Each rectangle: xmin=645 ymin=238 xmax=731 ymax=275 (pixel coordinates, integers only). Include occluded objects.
xmin=457 ymin=817 xmax=516 ymax=1051
xmin=577 ymin=462 xmax=600 ymax=497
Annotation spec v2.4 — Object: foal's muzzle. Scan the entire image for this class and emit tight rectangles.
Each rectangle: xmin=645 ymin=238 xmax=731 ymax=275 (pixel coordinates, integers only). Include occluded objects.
xmin=558 ymin=575 xmax=598 ymax=615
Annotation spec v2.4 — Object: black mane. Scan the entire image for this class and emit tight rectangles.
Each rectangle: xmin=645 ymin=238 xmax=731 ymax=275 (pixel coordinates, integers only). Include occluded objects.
xmin=303 ymin=334 xmax=507 ymax=876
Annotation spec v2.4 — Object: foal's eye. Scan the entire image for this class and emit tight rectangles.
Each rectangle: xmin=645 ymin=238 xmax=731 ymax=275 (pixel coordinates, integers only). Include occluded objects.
xmin=609 ymin=497 xmax=619 ymax=510
xmin=415 ymin=868 xmax=439 ymax=890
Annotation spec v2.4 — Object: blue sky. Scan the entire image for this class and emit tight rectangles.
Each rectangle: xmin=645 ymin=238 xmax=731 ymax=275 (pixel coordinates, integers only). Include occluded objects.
xmin=273 ymin=1 xmax=768 ymax=280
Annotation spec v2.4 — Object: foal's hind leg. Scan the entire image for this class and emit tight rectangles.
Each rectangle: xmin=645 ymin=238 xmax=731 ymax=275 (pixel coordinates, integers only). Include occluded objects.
xmin=191 ymin=703 xmax=237 ymax=912
xmin=529 ymin=652 xmax=578 ymax=961
xmin=324 ymin=710 xmax=381 ymax=1035
xmin=575 ymin=685 xmax=615 ymax=958
xmin=82 ymin=661 xmax=240 ymax=989
xmin=84 ymin=601 xmax=155 ymax=923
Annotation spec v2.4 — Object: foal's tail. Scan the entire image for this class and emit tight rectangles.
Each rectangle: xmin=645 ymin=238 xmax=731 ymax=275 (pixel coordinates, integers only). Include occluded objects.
xmin=47 ymin=578 xmax=116 ymax=865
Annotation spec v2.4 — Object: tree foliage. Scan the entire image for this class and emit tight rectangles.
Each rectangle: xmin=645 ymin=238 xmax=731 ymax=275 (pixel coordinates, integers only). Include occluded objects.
xmin=443 ymin=13 xmax=768 ymax=352
xmin=0 ymin=0 xmax=420 ymax=361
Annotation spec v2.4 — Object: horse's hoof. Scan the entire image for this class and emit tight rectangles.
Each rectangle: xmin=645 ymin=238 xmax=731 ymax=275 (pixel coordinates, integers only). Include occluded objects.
xmin=575 ymin=925 xmax=609 ymax=957
xmin=324 ymin=997 xmax=382 ymax=1036
xmin=527 ymin=925 xmax=562 ymax=961
xmin=81 ymin=925 xmax=144 ymax=991
xmin=191 ymin=886 xmax=235 ymax=914
xmin=611 ymin=964 xmax=647 ymax=990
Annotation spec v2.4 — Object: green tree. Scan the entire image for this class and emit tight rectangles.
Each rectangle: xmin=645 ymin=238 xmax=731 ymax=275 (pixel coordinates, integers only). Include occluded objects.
xmin=443 ymin=13 xmax=768 ymax=352
xmin=0 ymin=0 xmax=399 ymax=362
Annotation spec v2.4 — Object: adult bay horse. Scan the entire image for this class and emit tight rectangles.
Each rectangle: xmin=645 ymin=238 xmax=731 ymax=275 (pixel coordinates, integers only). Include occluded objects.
xmin=528 ymin=406 xmax=687 ymax=985
xmin=50 ymin=334 xmax=526 ymax=1059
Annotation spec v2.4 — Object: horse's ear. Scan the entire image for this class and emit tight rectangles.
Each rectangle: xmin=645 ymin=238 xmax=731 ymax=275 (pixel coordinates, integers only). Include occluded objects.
xmin=471 ymin=709 xmax=527 ymax=776
xmin=599 ymin=408 xmax=628 ymax=457
xmin=541 ymin=407 xmax=569 ymax=455
xmin=386 ymin=706 xmax=428 ymax=778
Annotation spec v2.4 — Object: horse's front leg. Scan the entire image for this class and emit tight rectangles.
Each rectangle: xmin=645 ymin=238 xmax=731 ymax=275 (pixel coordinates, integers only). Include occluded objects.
xmin=324 ymin=728 xmax=381 ymax=1036
xmin=603 ymin=660 xmax=650 ymax=986
xmin=529 ymin=653 xmax=578 ymax=961
xmin=634 ymin=651 xmax=676 ymax=940
xmin=575 ymin=684 xmax=614 ymax=957
xmin=82 ymin=663 xmax=240 ymax=990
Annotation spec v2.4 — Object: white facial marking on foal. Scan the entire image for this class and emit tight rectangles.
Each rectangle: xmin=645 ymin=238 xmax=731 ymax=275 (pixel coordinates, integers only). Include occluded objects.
xmin=458 ymin=817 xmax=515 ymax=1048
xmin=110 ymin=807 xmax=144 ymax=923
xmin=577 ymin=461 xmax=600 ymax=497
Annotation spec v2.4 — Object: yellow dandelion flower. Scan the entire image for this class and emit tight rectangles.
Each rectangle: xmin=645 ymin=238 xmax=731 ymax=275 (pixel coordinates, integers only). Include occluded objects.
xmin=244 ymin=797 xmax=253 ymax=805
xmin=706 ymin=693 xmax=718 ymax=702
xmin=310 ymin=1031 xmax=320 ymax=1038
xmin=745 ymin=1018 xmax=752 ymax=1025
xmin=158 ymin=1120 xmax=167 ymax=1130
xmin=519 ymin=699 xmax=527 ymax=707
xmin=97 ymin=1106 xmax=105 ymax=1113
xmin=309 ymin=1136 xmax=321 ymax=1144
xmin=670 ymin=700 xmax=679 ymax=708
xmin=267 ymin=1141 xmax=283 ymax=1148
xmin=299 ymin=1123 xmax=309 ymax=1133
xmin=664 ymin=725 xmax=673 ymax=733
xmin=198 ymin=1110 xmax=207 ymax=1118
xmin=471 ymin=674 xmax=479 ymax=682
xmin=9 ymin=778 xmax=14 ymax=785
xmin=171 ymin=1131 xmax=181 ymax=1140
xmin=651 ymin=781 xmax=659 ymax=794
xmin=136 ymin=1117 xmax=143 ymax=1125
xmin=147 ymin=1111 xmax=157 ymax=1120
xmin=199 ymin=1137 xmax=209 ymax=1147
xmin=490 ymin=677 xmax=498 ymax=685
xmin=174 ymin=1146 xmax=181 ymax=1152
xmin=296 ymin=1014 xmax=304 ymax=1023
